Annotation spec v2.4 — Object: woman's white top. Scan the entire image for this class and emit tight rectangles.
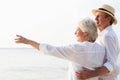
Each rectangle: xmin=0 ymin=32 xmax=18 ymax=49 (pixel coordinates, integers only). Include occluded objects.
xmin=39 ymin=41 xmax=105 ymax=80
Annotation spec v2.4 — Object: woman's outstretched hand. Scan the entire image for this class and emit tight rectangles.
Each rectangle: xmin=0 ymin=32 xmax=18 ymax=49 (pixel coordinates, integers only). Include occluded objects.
xmin=15 ymin=35 xmax=30 ymax=44
xmin=15 ymin=35 xmax=40 ymax=50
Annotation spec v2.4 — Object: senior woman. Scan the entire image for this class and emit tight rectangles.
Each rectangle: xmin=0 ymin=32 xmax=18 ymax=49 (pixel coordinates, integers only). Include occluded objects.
xmin=15 ymin=17 xmax=105 ymax=80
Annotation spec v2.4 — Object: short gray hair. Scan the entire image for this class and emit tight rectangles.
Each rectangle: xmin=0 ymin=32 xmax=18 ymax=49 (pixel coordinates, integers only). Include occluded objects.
xmin=78 ymin=17 xmax=98 ymax=42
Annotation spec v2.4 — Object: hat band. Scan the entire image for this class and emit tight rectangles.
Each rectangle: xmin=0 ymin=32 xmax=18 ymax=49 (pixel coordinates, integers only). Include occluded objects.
xmin=99 ymin=8 xmax=114 ymax=16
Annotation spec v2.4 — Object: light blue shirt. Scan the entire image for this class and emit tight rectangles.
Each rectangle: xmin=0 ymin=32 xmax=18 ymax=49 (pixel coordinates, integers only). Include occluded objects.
xmin=96 ymin=26 xmax=120 ymax=80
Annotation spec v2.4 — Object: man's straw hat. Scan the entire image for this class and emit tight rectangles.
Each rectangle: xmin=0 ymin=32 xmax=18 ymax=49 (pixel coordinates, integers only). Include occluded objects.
xmin=92 ymin=4 xmax=117 ymax=25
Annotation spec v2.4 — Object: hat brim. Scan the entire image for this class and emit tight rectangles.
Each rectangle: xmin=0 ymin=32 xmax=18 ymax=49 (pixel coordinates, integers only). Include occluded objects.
xmin=92 ymin=9 xmax=117 ymax=25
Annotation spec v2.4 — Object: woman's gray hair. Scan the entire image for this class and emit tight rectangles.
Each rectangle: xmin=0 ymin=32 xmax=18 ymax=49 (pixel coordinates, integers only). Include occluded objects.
xmin=78 ymin=17 xmax=98 ymax=42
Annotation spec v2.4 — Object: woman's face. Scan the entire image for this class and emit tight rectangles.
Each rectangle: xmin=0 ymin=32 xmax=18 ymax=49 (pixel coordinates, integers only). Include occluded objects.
xmin=75 ymin=27 xmax=88 ymax=42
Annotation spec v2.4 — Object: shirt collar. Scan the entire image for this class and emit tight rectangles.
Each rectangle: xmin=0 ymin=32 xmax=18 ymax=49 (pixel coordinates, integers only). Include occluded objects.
xmin=98 ymin=25 xmax=112 ymax=34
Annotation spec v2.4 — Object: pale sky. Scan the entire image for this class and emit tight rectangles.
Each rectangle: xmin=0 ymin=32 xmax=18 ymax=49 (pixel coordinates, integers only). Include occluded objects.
xmin=0 ymin=0 xmax=120 ymax=48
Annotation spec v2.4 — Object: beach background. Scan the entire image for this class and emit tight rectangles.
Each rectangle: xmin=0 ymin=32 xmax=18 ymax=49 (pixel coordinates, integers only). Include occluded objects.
xmin=0 ymin=0 xmax=120 ymax=80
xmin=0 ymin=48 xmax=69 ymax=80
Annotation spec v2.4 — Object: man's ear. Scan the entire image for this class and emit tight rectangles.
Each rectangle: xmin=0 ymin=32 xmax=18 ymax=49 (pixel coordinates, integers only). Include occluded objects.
xmin=106 ymin=16 xmax=112 ymax=22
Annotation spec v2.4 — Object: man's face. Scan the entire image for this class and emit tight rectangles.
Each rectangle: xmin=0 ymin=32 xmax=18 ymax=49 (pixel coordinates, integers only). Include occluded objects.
xmin=95 ymin=12 xmax=108 ymax=27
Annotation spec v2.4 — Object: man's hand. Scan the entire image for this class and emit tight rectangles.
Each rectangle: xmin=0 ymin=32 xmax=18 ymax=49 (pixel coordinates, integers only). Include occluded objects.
xmin=76 ymin=67 xmax=97 ymax=79
xmin=76 ymin=66 xmax=110 ymax=79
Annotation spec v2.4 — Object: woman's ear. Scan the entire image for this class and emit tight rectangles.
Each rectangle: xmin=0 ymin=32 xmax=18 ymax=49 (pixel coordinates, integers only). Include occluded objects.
xmin=83 ymin=32 xmax=89 ymax=37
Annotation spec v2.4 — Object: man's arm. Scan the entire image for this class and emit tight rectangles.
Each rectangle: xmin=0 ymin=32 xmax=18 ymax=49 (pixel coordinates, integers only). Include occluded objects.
xmin=76 ymin=66 xmax=110 ymax=79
